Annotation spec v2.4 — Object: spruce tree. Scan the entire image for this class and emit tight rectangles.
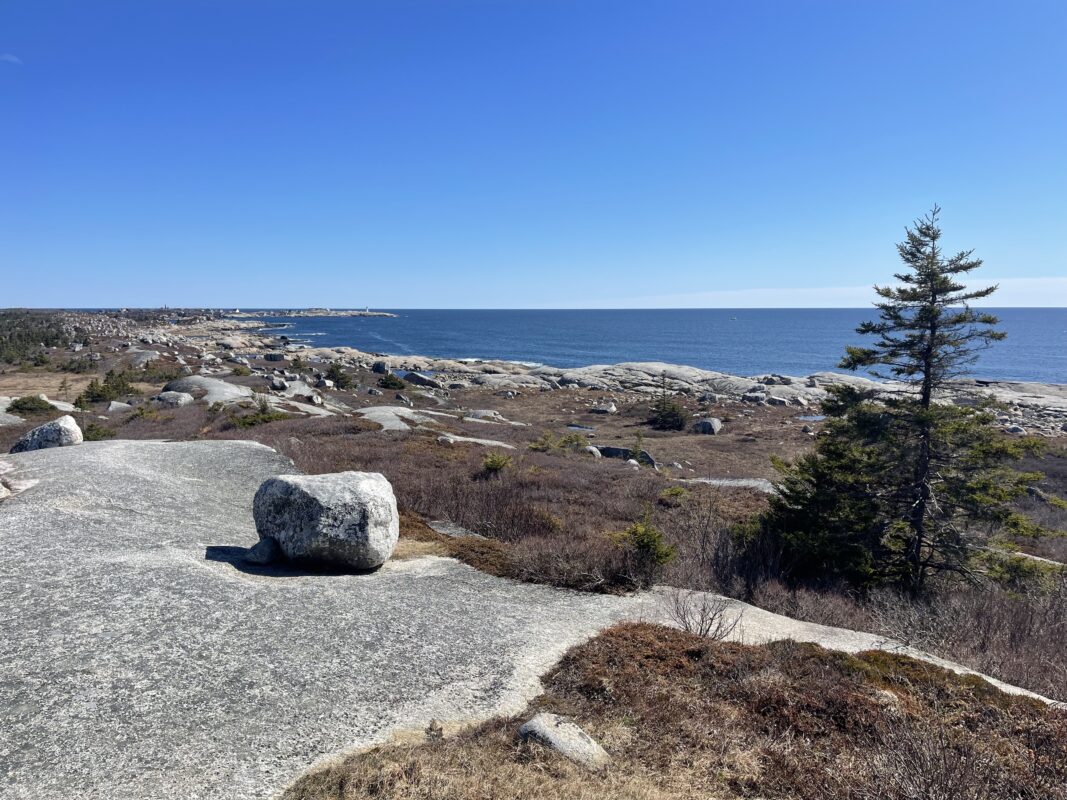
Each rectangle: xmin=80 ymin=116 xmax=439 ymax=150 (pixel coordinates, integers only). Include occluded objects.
xmin=764 ymin=208 xmax=1046 ymax=593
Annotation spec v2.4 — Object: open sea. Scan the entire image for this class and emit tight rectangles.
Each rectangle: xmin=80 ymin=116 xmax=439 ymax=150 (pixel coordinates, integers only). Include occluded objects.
xmin=247 ymin=308 xmax=1066 ymax=384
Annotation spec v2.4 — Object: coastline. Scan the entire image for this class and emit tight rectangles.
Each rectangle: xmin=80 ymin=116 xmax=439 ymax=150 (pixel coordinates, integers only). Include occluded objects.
xmin=123 ymin=313 xmax=1067 ymax=437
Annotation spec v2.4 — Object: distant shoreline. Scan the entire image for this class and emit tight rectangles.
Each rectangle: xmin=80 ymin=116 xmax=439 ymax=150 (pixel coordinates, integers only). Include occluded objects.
xmin=226 ymin=309 xmax=398 ymax=319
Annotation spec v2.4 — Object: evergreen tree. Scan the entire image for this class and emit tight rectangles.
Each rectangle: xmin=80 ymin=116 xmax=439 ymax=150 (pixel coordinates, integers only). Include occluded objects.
xmin=647 ymin=373 xmax=689 ymax=431
xmin=763 ymin=208 xmax=1046 ymax=593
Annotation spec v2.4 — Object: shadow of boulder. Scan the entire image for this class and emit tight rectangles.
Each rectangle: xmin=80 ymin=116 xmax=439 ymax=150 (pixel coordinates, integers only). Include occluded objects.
xmin=204 ymin=545 xmax=381 ymax=577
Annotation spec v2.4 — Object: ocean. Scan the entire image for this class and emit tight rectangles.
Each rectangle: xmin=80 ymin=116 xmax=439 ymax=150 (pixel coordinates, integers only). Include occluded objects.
xmin=248 ymin=308 xmax=1066 ymax=384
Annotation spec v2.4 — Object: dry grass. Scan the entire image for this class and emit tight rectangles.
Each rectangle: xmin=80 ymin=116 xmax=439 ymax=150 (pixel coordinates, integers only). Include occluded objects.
xmin=283 ymin=623 xmax=1067 ymax=800
xmin=749 ymin=577 xmax=1067 ymax=701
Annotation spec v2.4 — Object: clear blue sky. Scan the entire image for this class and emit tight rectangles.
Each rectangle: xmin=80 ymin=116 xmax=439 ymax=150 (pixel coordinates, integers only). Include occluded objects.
xmin=2 ymin=0 xmax=1065 ymax=308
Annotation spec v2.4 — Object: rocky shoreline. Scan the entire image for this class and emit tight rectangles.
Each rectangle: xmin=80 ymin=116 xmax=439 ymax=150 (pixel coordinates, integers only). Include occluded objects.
xmin=24 ymin=311 xmax=1067 ymax=438
xmin=163 ymin=314 xmax=1067 ymax=437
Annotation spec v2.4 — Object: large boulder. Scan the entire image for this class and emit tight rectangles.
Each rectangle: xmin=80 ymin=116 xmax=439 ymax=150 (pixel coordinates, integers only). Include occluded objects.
xmin=10 ymin=415 xmax=83 ymax=454
xmin=403 ymin=371 xmax=444 ymax=390
xmin=518 ymin=713 xmax=610 ymax=769
xmin=252 ymin=472 xmax=399 ymax=569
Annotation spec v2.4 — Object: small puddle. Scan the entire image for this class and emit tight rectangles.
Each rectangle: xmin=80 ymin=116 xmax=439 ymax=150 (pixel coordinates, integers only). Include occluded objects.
xmin=567 ymin=424 xmax=596 ymax=432
xmin=797 ymin=415 xmax=826 ymax=422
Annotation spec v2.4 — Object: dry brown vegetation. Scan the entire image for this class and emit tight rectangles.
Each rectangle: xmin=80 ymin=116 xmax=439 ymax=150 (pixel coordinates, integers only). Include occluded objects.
xmin=283 ymin=623 xmax=1067 ymax=800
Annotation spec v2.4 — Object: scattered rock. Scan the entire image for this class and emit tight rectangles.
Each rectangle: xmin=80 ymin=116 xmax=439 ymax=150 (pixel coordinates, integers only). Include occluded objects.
xmin=107 ymin=400 xmax=133 ymax=413
xmin=151 ymin=391 xmax=195 ymax=408
xmin=10 ymin=415 xmax=84 ymax=453
xmin=371 ymin=361 xmax=389 ymax=374
xmin=596 ymin=445 xmax=657 ymax=467
xmin=437 ymin=433 xmax=516 ymax=449
xmin=584 ymin=445 xmax=602 ymax=458
xmin=518 ymin=713 xmax=610 ymax=770
xmin=766 ymin=396 xmax=788 ymax=406
xmin=590 ymin=402 xmax=617 ymax=415
xmin=271 ymin=378 xmax=289 ymax=391
xmin=741 ymin=392 xmax=767 ymax=403
xmin=264 ymin=352 xmax=285 ymax=362
xmin=252 ymin=472 xmax=400 ymax=570
xmin=692 ymin=418 xmax=723 ymax=435
xmin=367 ymin=388 xmax=383 ymax=396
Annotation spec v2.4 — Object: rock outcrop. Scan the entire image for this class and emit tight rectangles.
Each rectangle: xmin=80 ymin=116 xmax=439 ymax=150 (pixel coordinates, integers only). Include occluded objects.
xmin=10 ymin=415 xmax=83 ymax=453
xmin=163 ymin=375 xmax=254 ymax=405
xmin=252 ymin=472 xmax=400 ymax=569
xmin=0 ymin=439 xmax=1054 ymax=800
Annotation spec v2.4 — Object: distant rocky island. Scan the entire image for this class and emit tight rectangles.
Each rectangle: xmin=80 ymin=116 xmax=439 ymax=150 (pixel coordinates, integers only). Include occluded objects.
xmin=226 ymin=308 xmax=398 ymax=318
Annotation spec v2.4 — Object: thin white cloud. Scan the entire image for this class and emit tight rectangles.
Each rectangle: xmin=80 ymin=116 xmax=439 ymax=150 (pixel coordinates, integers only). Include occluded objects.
xmin=0 ymin=53 xmax=22 ymax=65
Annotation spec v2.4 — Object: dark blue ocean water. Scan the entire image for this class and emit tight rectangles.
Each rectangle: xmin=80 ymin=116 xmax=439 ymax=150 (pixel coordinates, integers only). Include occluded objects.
xmin=250 ymin=308 xmax=1066 ymax=384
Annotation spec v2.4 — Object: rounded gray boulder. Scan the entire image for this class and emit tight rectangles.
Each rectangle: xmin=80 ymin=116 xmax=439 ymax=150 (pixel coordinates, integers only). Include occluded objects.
xmin=252 ymin=472 xmax=399 ymax=569
xmin=10 ymin=415 xmax=83 ymax=454
xmin=693 ymin=417 xmax=723 ymax=435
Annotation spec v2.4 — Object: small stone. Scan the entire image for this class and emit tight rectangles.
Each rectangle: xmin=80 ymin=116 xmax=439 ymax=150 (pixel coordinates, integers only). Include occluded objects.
xmin=518 ymin=713 xmax=610 ymax=770
xmin=590 ymin=402 xmax=617 ymax=415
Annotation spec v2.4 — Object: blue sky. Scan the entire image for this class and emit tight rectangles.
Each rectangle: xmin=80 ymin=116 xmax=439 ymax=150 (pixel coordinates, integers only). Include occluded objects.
xmin=2 ymin=0 xmax=1065 ymax=308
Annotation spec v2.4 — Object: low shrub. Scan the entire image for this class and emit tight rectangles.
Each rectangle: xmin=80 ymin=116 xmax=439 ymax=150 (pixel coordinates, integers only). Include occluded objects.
xmin=611 ymin=514 xmax=676 ymax=589
xmin=647 ymin=399 xmax=689 ymax=431
xmin=377 ymin=373 xmax=406 ymax=390
xmin=531 ymin=431 xmax=591 ymax=452
xmin=325 ymin=362 xmax=353 ymax=390
xmin=230 ymin=365 xmax=251 ymax=377
xmin=59 ymin=358 xmax=95 ymax=374
xmin=75 ymin=369 xmax=139 ymax=407
xmin=126 ymin=405 xmax=160 ymax=422
xmin=139 ymin=363 xmax=184 ymax=383
xmin=82 ymin=422 xmax=116 ymax=441
xmin=8 ymin=395 xmax=56 ymax=415
xmin=480 ymin=451 xmax=513 ymax=475
xmin=223 ymin=398 xmax=291 ymax=429
xmin=657 ymin=485 xmax=689 ymax=507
